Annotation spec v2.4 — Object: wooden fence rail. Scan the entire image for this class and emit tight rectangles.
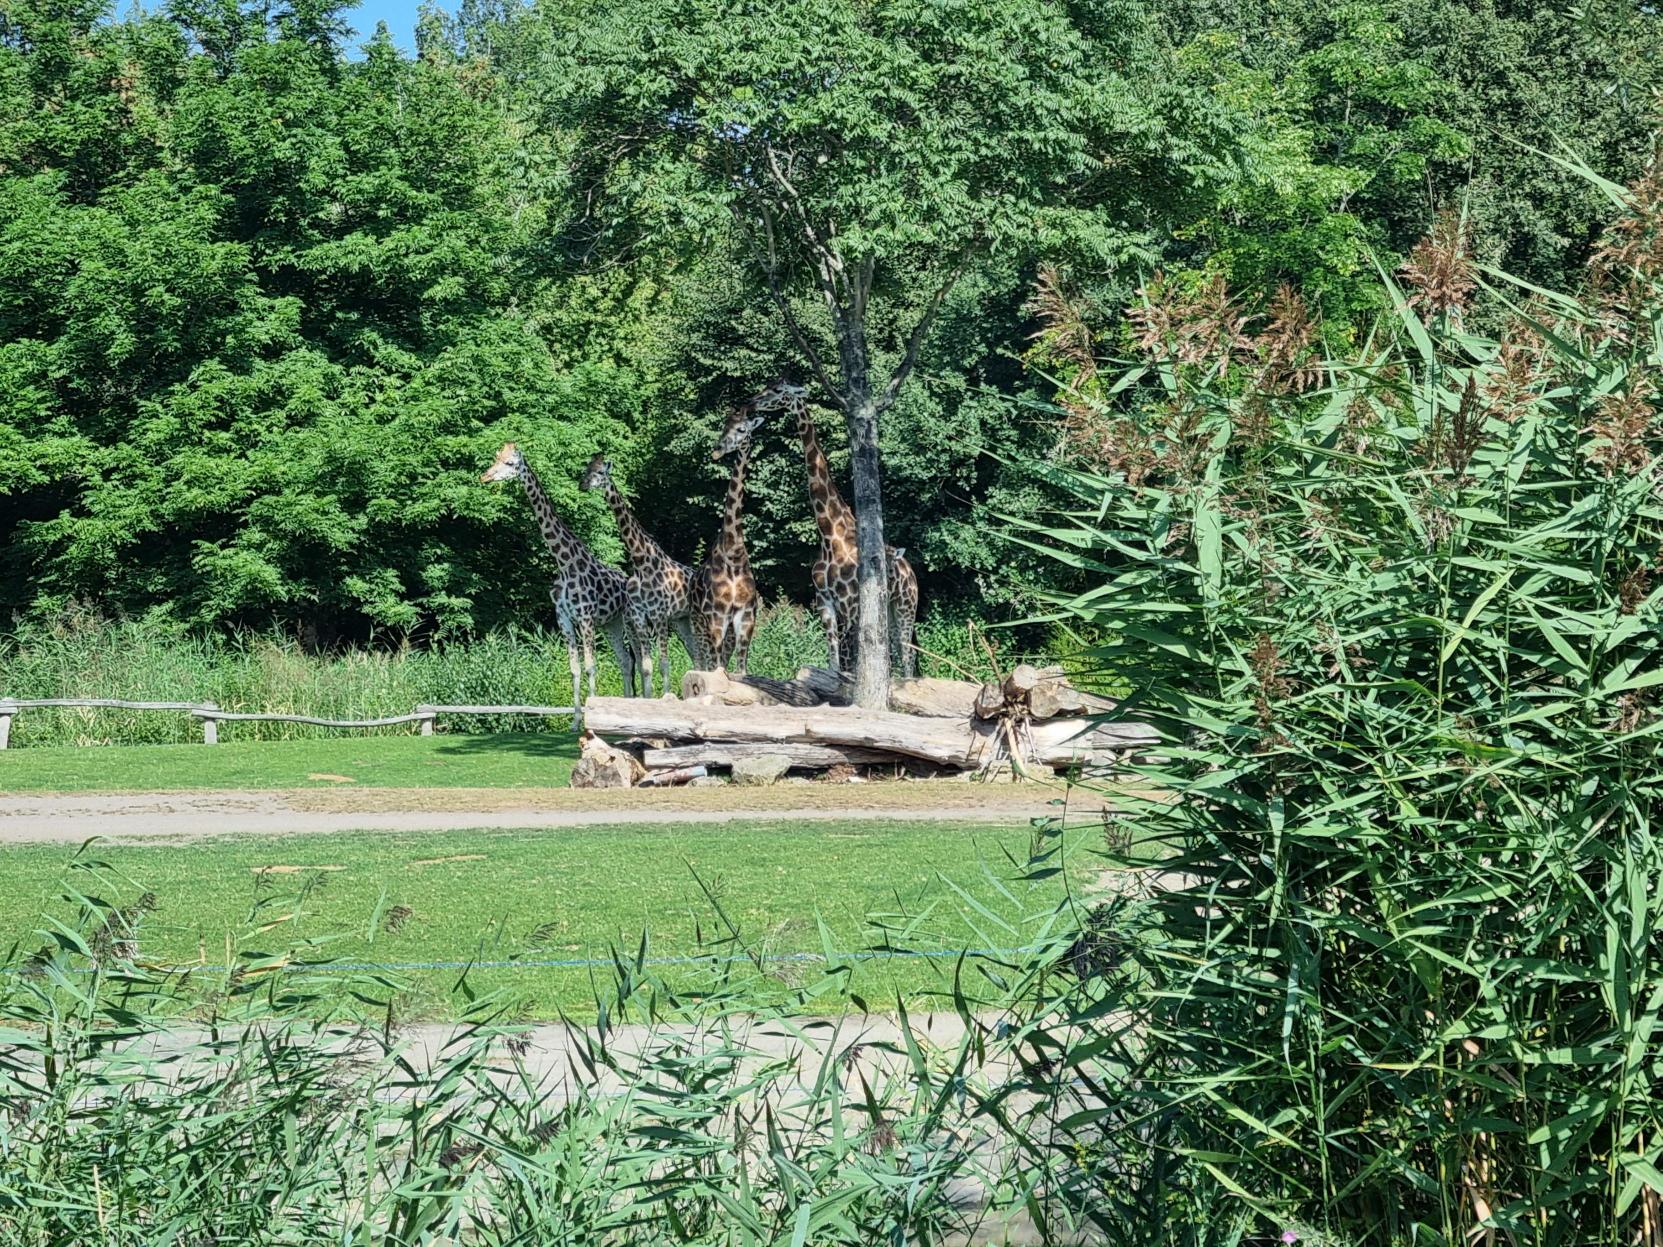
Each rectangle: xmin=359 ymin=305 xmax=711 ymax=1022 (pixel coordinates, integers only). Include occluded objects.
xmin=0 ymin=699 xmax=577 ymax=748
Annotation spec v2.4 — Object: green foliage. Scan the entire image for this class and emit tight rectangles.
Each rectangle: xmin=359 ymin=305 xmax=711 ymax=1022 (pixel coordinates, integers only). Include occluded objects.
xmin=1162 ymin=0 xmax=1663 ymax=317
xmin=0 ymin=849 xmax=1097 ymax=1243
xmin=1010 ymin=160 xmax=1663 ymax=1240
xmin=0 ymin=5 xmax=642 ymax=637
xmin=2 ymin=0 xmax=1658 ymax=644
xmin=0 ymin=605 xmax=856 ymax=744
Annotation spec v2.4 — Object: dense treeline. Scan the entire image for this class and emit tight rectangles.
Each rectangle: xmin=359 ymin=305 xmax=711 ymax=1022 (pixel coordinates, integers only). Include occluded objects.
xmin=1 ymin=0 xmax=1658 ymax=643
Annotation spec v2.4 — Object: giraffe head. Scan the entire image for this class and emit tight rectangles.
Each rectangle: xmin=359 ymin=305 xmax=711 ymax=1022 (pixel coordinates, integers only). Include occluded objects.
xmin=579 ymin=453 xmax=613 ymax=493
xmin=744 ymin=377 xmax=809 ymax=415
xmin=481 ymin=442 xmax=525 ymax=484
xmin=712 ymin=410 xmax=765 ymax=461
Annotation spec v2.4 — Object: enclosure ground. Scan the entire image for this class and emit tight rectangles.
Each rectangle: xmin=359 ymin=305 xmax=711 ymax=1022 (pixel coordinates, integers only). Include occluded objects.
xmin=0 ymin=733 xmax=580 ymax=792
xmin=0 ymin=819 xmax=1097 ymax=1019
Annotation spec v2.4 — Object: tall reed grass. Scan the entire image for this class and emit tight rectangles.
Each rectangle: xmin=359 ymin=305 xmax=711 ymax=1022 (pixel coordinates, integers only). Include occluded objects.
xmin=0 ymin=604 xmax=1036 ymax=747
xmin=1007 ymin=155 xmax=1663 ymax=1243
xmin=0 ymin=846 xmax=1102 ymax=1246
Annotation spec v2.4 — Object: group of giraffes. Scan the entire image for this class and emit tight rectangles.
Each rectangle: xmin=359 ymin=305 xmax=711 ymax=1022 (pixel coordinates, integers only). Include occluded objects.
xmin=481 ymin=378 xmax=920 ymax=722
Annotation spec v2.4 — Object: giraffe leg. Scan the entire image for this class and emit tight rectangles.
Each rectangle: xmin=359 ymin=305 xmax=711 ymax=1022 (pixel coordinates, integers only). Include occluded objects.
xmin=626 ymin=606 xmax=652 ymax=697
xmin=672 ymin=616 xmax=700 ymax=675
xmin=735 ymin=601 xmax=761 ymax=678
xmin=604 ymin=615 xmax=636 ymax=699
xmin=558 ymin=606 xmax=583 ymax=733
xmin=890 ymin=575 xmax=919 ymax=678
xmin=576 ymin=616 xmax=599 ymax=702
xmin=816 ymin=589 xmax=841 ymax=673
xmin=656 ymin=630 xmax=671 ymax=697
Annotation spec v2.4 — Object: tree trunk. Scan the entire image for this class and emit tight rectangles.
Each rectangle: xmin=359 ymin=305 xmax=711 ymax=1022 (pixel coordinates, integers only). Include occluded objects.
xmin=846 ymin=394 xmax=891 ymax=710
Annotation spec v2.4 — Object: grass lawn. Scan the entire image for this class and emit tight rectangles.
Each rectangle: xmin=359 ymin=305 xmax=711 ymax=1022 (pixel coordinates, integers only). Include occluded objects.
xmin=0 ymin=733 xmax=578 ymax=791
xmin=0 ymin=819 xmax=1096 ymax=1020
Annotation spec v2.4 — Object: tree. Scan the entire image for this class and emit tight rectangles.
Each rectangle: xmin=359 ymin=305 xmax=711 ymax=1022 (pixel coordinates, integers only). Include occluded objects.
xmin=538 ymin=0 xmax=1236 ymax=706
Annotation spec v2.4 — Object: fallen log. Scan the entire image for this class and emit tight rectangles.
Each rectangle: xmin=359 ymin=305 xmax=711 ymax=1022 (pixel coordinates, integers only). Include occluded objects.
xmin=637 ymin=764 xmax=709 ymax=787
xmin=584 ymin=698 xmax=1158 ymax=769
xmin=681 ymin=669 xmax=777 ymax=706
xmin=644 ymin=742 xmax=892 ymax=769
xmin=889 ymin=676 xmax=981 ymax=718
xmin=736 ymin=666 xmax=851 ymax=707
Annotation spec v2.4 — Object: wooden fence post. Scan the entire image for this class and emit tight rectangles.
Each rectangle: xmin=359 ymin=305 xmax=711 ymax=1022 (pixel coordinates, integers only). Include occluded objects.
xmin=201 ymin=703 xmax=218 ymax=745
xmin=0 ymin=707 xmax=13 ymax=750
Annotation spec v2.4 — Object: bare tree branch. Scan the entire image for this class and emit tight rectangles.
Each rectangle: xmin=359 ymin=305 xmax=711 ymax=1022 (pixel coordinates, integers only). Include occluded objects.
xmin=877 ymin=247 xmax=975 ymax=413
xmin=744 ymin=198 xmax=845 ymax=408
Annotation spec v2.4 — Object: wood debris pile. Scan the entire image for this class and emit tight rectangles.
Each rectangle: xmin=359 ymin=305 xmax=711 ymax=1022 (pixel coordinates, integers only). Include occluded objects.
xmin=582 ymin=664 xmax=1156 ymax=786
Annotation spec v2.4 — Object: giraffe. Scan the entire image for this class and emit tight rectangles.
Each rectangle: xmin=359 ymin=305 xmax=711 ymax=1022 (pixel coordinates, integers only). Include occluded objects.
xmin=745 ymin=379 xmax=919 ymax=678
xmin=481 ymin=442 xmax=637 ymax=727
xmin=688 ymin=409 xmax=764 ymax=673
xmin=579 ymin=454 xmax=701 ymax=695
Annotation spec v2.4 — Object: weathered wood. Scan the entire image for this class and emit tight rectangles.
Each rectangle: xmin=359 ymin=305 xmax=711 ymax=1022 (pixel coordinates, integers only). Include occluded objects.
xmin=201 ymin=703 xmax=218 ymax=745
xmin=643 ymin=742 xmax=892 ymax=770
xmin=0 ymin=697 xmax=207 ymax=711
xmin=680 ymin=670 xmax=776 ymax=706
xmin=1004 ymin=664 xmax=1042 ymax=699
xmin=680 ymin=670 xmax=730 ymax=700
xmin=734 ymin=666 xmax=850 ymax=707
xmin=973 ymin=681 xmax=1007 ymax=719
xmin=0 ymin=711 xmax=12 ymax=750
xmin=792 ymin=667 xmax=850 ymax=701
xmin=418 ymin=703 xmax=576 ymax=716
xmin=585 ymin=697 xmax=1158 ymax=768
xmin=888 ymin=677 xmax=980 ymax=718
xmin=192 ymin=709 xmax=434 ymax=728
xmin=1029 ymin=671 xmax=1086 ymax=719
xmin=637 ymin=764 xmax=709 ymax=787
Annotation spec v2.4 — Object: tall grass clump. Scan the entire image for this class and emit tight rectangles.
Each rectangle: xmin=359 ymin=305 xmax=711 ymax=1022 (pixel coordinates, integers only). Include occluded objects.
xmin=0 ymin=849 xmax=1098 ymax=1246
xmin=1008 ymin=160 xmax=1663 ymax=1243
xmin=0 ymin=605 xmax=836 ymax=745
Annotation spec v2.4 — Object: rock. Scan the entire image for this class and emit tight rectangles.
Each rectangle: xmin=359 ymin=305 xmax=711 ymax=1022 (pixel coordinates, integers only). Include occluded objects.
xmin=570 ymin=731 xmax=645 ymax=789
xmin=689 ymin=774 xmax=727 ymax=787
xmin=730 ymin=753 xmax=792 ymax=786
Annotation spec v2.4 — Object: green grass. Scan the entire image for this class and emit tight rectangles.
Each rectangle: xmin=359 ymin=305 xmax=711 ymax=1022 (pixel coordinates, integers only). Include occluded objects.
xmin=0 ymin=733 xmax=579 ymax=791
xmin=0 ymin=819 xmax=1089 ymax=1019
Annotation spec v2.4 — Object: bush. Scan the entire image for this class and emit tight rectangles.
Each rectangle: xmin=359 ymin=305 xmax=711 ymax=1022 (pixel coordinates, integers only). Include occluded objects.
xmin=1008 ymin=164 xmax=1663 ymax=1241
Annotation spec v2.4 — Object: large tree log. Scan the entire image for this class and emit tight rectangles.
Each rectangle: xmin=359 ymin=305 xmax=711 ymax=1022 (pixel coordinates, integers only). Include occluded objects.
xmin=584 ymin=697 xmax=1158 ymax=768
xmin=681 ymin=669 xmax=776 ymax=705
xmin=888 ymin=676 xmax=981 ymax=718
xmin=643 ymin=742 xmax=893 ymax=769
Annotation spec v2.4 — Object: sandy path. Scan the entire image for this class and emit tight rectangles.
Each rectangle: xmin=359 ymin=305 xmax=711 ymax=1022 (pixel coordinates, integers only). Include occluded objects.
xmin=0 ymin=780 xmax=1112 ymax=844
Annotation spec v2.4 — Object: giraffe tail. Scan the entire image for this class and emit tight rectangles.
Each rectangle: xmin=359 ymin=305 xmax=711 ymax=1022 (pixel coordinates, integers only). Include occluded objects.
xmin=737 ymin=668 xmax=852 ymax=707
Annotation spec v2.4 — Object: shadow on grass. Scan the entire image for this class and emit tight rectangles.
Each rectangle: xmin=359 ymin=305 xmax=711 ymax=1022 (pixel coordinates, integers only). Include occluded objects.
xmin=433 ymin=731 xmax=580 ymax=760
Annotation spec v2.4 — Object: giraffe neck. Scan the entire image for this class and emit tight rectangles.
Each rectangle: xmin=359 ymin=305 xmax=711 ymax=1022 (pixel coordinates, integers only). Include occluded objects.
xmin=600 ymin=475 xmax=669 ymax=569
xmin=518 ymin=461 xmax=602 ymax=575
xmin=715 ymin=442 xmax=753 ymax=560
xmin=794 ymin=399 xmax=855 ymax=542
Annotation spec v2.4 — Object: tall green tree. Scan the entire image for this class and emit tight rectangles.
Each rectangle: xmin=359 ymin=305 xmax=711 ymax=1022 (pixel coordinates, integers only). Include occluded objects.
xmin=537 ymin=0 xmax=1238 ymax=705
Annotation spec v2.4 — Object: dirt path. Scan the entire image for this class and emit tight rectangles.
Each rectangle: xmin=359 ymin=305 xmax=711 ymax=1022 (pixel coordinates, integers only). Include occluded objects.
xmin=0 ymin=780 xmax=1112 ymax=844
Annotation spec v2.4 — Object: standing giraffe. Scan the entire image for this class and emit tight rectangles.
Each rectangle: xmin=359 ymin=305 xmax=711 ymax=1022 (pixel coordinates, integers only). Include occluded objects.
xmin=746 ymin=379 xmax=919 ymax=678
xmin=689 ymin=409 xmax=764 ymax=673
xmin=481 ymin=442 xmax=637 ymax=727
xmin=580 ymin=454 xmax=700 ymax=695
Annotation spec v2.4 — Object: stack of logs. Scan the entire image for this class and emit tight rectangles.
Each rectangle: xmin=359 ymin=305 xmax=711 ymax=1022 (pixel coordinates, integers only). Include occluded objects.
xmin=582 ymin=663 xmax=1157 ymax=783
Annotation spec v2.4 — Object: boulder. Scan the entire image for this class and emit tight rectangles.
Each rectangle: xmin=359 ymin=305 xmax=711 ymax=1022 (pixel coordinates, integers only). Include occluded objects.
xmin=730 ymin=752 xmax=792 ymax=786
